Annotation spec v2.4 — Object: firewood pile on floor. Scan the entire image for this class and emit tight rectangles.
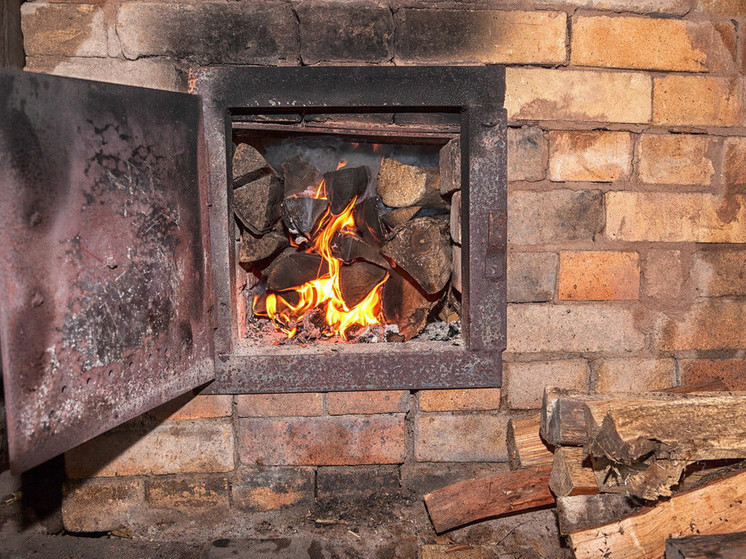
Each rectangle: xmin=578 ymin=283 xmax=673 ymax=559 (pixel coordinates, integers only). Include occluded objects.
xmin=424 ymin=380 xmax=746 ymax=558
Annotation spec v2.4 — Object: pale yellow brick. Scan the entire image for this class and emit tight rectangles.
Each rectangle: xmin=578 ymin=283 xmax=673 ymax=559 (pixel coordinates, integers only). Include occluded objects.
xmin=653 ymin=75 xmax=745 ymax=127
xmin=505 ymin=360 xmax=589 ymax=409
xmin=21 ymin=2 xmax=108 ymax=57
xmin=549 ymin=131 xmax=632 ymax=182
xmin=637 ymin=134 xmax=716 ymax=186
xmin=593 ymin=358 xmax=676 ymax=392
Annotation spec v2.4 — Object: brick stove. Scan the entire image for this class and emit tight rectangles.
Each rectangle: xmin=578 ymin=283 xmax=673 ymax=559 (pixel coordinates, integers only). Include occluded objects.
xmin=0 ymin=65 xmax=506 ymax=473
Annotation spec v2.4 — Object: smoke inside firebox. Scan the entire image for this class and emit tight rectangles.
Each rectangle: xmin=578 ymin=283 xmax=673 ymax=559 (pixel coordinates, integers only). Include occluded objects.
xmin=232 ymin=134 xmax=462 ymax=345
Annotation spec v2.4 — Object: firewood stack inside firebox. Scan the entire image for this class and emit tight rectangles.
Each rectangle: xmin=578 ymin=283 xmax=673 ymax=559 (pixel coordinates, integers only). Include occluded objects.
xmin=232 ymin=137 xmax=462 ymax=345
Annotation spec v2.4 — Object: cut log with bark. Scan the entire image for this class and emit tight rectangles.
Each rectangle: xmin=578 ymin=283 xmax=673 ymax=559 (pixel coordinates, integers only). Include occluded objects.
xmin=666 ymin=531 xmax=746 ymax=559
xmin=239 ymin=229 xmax=288 ymax=265
xmin=265 ymin=249 xmax=328 ymax=291
xmin=281 ymin=196 xmax=328 ymax=237
xmin=569 ymin=469 xmax=746 ymax=559
xmin=381 ymin=267 xmax=438 ymax=341
xmin=556 ymin=494 xmax=641 ymax=536
xmin=381 ymin=206 xmax=421 ymax=231
xmin=232 ymin=143 xmax=275 ymax=188
xmin=382 ymin=217 xmax=452 ymax=294
xmin=281 ymin=155 xmax=324 ymax=197
xmin=325 ymin=166 xmax=369 ymax=214
xmin=592 ymin=455 xmax=688 ymax=501
xmin=330 ymin=233 xmax=388 ymax=269
xmin=587 ymin=393 xmax=746 ymax=464
xmin=450 ymin=190 xmax=461 ymax=245
xmin=233 ymin=173 xmax=284 ymax=235
xmin=507 ymin=414 xmax=554 ymax=470
xmin=424 ymin=465 xmax=554 ymax=533
xmin=677 ymin=460 xmax=746 ymax=493
xmin=439 ymin=137 xmax=461 ymax=196
xmin=338 ymin=261 xmax=387 ymax=309
xmin=353 ymin=196 xmax=385 ymax=247
xmin=549 ymin=447 xmax=598 ymax=497
xmin=377 ymin=157 xmax=440 ymax=208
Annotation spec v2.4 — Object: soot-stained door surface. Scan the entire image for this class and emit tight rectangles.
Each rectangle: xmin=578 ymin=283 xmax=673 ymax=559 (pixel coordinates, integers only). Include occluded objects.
xmin=0 ymin=70 xmax=215 ymax=474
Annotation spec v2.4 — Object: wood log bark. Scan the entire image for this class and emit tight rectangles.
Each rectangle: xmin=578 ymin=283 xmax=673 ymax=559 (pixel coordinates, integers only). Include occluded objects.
xmin=377 ymin=157 xmax=439 ymax=208
xmin=569 ymin=469 xmax=746 ymax=558
xmin=439 ymin=137 xmax=461 ymax=196
xmin=507 ymin=414 xmax=554 ymax=470
xmin=666 ymin=531 xmax=746 ymax=559
xmin=338 ymin=261 xmax=387 ymax=308
xmin=588 ymin=393 xmax=746 ymax=464
xmin=381 ymin=267 xmax=438 ymax=341
xmin=424 ymin=465 xmax=554 ymax=533
xmin=556 ymin=494 xmax=641 ymax=536
xmin=549 ymin=447 xmax=598 ymax=497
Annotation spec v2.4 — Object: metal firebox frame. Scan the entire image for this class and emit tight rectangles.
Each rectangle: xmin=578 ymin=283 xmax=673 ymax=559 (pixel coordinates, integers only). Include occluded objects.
xmin=194 ymin=66 xmax=507 ymax=394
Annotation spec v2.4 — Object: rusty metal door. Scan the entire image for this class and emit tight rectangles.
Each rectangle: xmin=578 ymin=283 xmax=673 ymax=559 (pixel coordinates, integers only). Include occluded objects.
xmin=0 ymin=70 xmax=215 ymax=474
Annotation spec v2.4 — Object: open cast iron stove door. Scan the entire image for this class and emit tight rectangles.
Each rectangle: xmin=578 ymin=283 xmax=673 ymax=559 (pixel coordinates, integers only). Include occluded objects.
xmin=0 ymin=70 xmax=215 ymax=474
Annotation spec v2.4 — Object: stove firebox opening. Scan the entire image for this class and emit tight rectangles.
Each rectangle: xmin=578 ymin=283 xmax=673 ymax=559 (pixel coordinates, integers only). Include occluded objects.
xmin=231 ymin=127 xmax=462 ymax=347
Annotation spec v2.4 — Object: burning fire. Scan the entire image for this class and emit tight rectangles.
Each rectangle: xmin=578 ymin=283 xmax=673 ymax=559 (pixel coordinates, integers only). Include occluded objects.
xmin=254 ymin=163 xmax=388 ymax=340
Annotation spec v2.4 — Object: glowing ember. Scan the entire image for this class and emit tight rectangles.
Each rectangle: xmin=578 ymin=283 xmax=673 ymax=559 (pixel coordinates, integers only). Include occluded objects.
xmin=254 ymin=164 xmax=388 ymax=340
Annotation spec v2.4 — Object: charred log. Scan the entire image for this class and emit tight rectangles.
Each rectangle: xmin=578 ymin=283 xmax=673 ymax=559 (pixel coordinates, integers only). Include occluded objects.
xmin=330 ymin=233 xmax=389 ymax=269
xmin=234 ymin=173 xmax=284 ymax=235
xmin=281 ymin=196 xmax=328 ymax=238
xmin=266 ymin=249 xmax=329 ymax=291
xmin=338 ymin=261 xmax=388 ymax=309
xmin=325 ymin=166 xmax=369 ymax=215
xmin=281 ymin=155 xmax=324 ymax=197
xmin=353 ymin=196 xmax=385 ymax=247
xmin=381 ymin=267 xmax=439 ymax=341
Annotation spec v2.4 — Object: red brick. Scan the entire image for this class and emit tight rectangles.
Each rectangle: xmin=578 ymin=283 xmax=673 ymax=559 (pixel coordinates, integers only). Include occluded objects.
xmin=21 ymin=2 xmax=108 ymax=57
xmin=593 ymin=358 xmax=676 ymax=392
xmin=418 ymin=389 xmax=501 ymax=412
xmin=506 ymin=68 xmax=652 ymax=124
xmin=653 ymin=75 xmax=745 ymax=127
xmin=145 ymin=476 xmax=229 ymax=513
xmin=504 ymin=360 xmax=589 ymax=409
xmin=149 ymin=394 xmax=232 ymax=421
xmin=637 ymin=134 xmax=716 ymax=186
xmin=327 ymin=390 xmax=408 ymax=415
xmin=65 ymin=419 xmax=235 ymax=478
xmin=62 ymin=478 xmax=142 ymax=533
xmin=572 ymin=15 xmax=735 ymax=72
xmin=656 ymin=301 xmax=746 ymax=351
xmin=724 ymin=137 xmax=746 ymax=193
xmin=558 ymin=251 xmax=640 ymax=301
xmin=694 ymin=0 xmax=746 ymax=16
xmin=232 ymin=467 xmax=315 ymax=511
xmin=679 ymin=359 xmax=746 ymax=391
xmin=236 ymin=393 xmax=323 ymax=417
xmin=415 ymin=413 xmax=508 ymax=462
xmin=605 ymin=192 xmax=746 ymax=243
xmin=543 ymin=0 xmax=690 ymax=15
xmin=238 ymin=415 xmax=406 ymax=466
xmin=549 ymin=131 xmax=632 ymax=182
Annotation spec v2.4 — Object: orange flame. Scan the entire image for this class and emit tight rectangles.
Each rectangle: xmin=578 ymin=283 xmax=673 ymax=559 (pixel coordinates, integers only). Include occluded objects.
xmin=254 ymin=182 xmax=388 ymax=340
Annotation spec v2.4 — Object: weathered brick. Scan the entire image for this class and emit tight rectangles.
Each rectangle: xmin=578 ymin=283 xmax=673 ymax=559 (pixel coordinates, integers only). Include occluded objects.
xmin=507 ymin=251 xmax=558 ymax=303
xmin=25 ymin=56 xmax=183 ymax=91
xmin=724 ymin=137 xmax=746 ymax=193
xmin=62 ymin=478 xmax=142 ymax=533
xmin=236 ymin=393 xmax=322 ymax=417
xmin=65 ymin=419 xmax=235 ymax=478
xmin=145 ymin=476 xmax=229 ymax=512
xmin=691 ymin=248 xmax=746 ymax=297
xmin=297 ymin=0 xmax=391 ymax=64
xmin=694 ymin=0 xmax=746 ymax=16
xmin=653 ymin=75 xmax=745 ymax=127
xmin=149 ymin=394 xmax=232 ymax=421
xmin=637 ymin=134 xmax=716 ymax=186
xmin=558 ymin=251 xmax=640 ymax=301
xmin=232 ymin=467 xmax=314 ymax=511
xmin=418 ymin=388 xmax=502 ymax=412
xmin=508 ymin=126 xmax=548 ymax=182
xmin=504 ymin=360 xmax=589 ymax=409
xmin=549 ymin=131 xmax=632 ymax=182
xmin=327 ymin=390 xmax=408 ymax=415
xmin=642 ymin=249 xmax=688 ymax=302
xmin=507 ymin=304 xmax=646 ymax=354
xmin=593 ymin=358 xmax=676 ymax=392
xmin=539 ymin=0 xmax=690 ymax=15
xmin=656 ymin=301 xmax=746 ymax=351
xmin=116 ymin=2 xmax=298 ymax=64
xmin=238 ymin=415 xmax=406 ymax=466
xmin=508 ymin=190 xmax=604 ymax=245
xmin=316 ymin=465 xmax=400 ymax=499
xmin=401 ymin=462 xmax=508 ymax=497
xmin=506 ymin=68 xmax=652 ymax=124
xmin=415 ymin=413 xmax=508 ymax=462
xmin=21 ymin=3 xmax=108 ymax=57
xmin=679 ymin=359 xmax=746 ymax=390
xmin=396 ymin=10 xmax=566 ymax=64
xmin=605 ymin=192 xmax=746 ymax=243
xmin=572 ymin=16 xmax=735 ymax=72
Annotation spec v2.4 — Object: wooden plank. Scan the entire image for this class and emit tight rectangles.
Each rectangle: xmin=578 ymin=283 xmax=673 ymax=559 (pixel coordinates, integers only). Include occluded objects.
xmin=556 ymin=494 xmax=640 ymax=536
xmin=424 ymin=466 xmax=554 ymax=533
xmin=507 ymin=414 xmax=553 ymax=470
xmin=548 ymin=447 xmax=597 ymax=497
xmin=666 ymin=531 xmax=746 ymax=559
xmin=1 ymin=0 xmax=24 ymax=69
xmin=570 ymin=469 xmax=746 ymax=558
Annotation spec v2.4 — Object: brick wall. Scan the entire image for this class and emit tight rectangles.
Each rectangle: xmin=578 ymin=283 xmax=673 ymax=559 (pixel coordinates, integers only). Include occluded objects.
xmin=21 ymin=0 xmax=746 ymax=548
